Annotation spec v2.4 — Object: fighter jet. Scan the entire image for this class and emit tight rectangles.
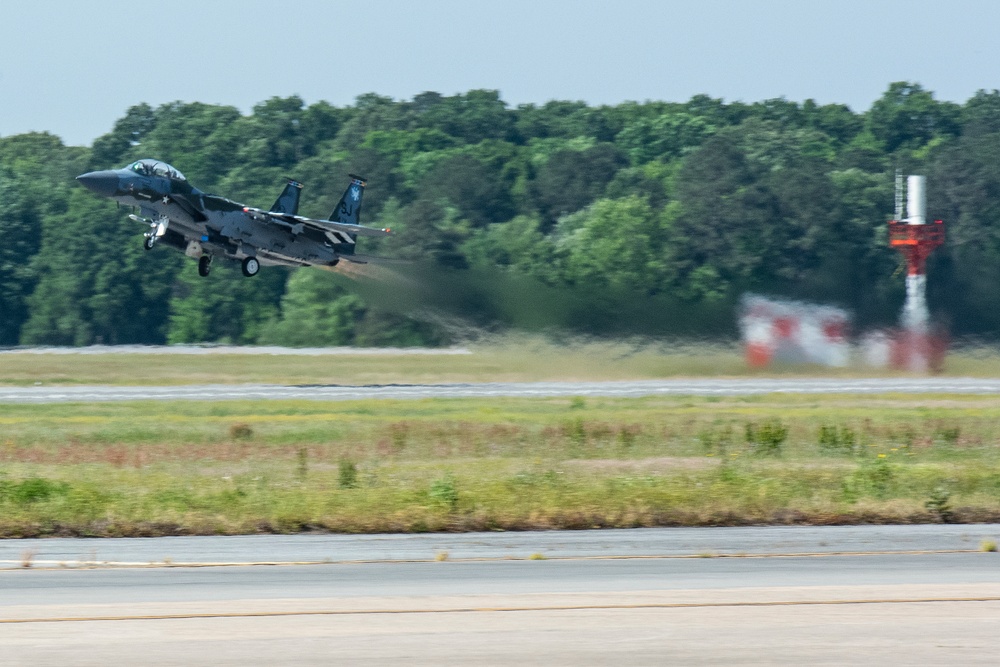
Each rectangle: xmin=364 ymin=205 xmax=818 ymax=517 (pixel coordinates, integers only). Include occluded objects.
xmin=76 ymin=159 xmax=391 ymax=277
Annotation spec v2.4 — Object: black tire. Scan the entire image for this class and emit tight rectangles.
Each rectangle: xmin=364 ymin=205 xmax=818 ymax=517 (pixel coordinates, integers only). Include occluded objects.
xmin=143 ymin=236 xmax=155 ymax=251
xmin=198 ymin=255 xmax=212 ymax=277
xmin=241 ymin=256 xmax=260 ymax=277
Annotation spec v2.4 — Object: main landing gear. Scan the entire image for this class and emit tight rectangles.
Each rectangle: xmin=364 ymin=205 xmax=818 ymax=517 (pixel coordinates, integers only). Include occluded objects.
xmin=198 ymin=255 xmax=213 ymax=277
xmin=241 ymin=256 xmax=260 ymax=277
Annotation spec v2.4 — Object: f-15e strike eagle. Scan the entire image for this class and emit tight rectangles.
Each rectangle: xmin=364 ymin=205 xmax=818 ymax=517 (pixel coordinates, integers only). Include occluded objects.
xmin=77 ymin=159 xmax=391 ymax=277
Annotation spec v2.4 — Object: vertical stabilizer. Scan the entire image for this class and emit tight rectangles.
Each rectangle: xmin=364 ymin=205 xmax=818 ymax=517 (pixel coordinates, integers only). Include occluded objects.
xmin=270 ymin=179 xmax=303 ymax=215
xmin=329 ymin=175 xmax=366 ymax=226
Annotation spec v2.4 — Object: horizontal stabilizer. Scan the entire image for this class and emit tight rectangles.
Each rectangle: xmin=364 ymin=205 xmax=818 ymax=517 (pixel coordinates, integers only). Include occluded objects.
xmin=241 ymin=206 xmax=391 ymax=237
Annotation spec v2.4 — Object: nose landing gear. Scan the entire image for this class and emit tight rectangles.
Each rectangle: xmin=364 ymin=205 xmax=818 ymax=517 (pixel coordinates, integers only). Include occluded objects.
xmin=142 ymin=215 xmax=170 ymax=250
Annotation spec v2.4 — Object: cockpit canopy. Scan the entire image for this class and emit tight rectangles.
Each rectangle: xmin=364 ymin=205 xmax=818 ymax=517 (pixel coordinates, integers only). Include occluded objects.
xmin=128 ymin=159 xmax=186 ymax=181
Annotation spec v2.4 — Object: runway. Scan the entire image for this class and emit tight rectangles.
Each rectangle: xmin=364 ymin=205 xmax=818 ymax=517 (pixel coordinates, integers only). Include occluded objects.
xmin=3 ymin=525 xmax=999 ymax=569
xmin=5 ymin=377 xmax=1000 ymax=403
xmin=2 ymin=527 xmax=999 ymax=664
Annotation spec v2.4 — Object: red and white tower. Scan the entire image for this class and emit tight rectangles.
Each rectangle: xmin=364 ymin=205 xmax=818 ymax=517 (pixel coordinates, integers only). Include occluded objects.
xmin=888 ymin=174 xmax=945 ymax=370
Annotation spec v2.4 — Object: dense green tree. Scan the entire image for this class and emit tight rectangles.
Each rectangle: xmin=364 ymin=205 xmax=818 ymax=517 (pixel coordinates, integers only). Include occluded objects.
xmin=8 ymin=82 xmax=1000 ymax=344
xmin=514 ymin=100 xmax=596 ymax=141
xmin=20 ymin=190 xmax=175 ymax=345
xmin=616 ymin=112 xmax=714 ymax=165
xmin=259 ymin=270 xmax=365 ymax=346
xmin=167 ymin=261 xmax=286 ymax=344
xmin=412 ymin=89 xmax=516 ymax=144
xmin=802 ymin=100 xmax=864 ymax=146
xmin=393 ymin=198 xmax=469 ymax=269
xmin=531 ymin=143 xmax=627 ymax=226
xmin=867 ymin=82 xmax=961 ymax=153
xmin=926 ymin=129 xmax=1000 ymax=332
xmin=556 ymin=196 xmax=670 ymax=293
xmin=826 ymin=168 xmax=898 ymax=322
xmin=463 ymin=214 xmax=562 ymax=284
xmin=0 ymin=169 xmax=41 ymax=343
xmin=333 ymin=93 xmax=412 ymax=151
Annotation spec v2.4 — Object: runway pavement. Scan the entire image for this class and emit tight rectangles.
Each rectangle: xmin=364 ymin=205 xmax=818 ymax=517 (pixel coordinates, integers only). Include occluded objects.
xmin=2 ymin=553 xmax=999 ymax=664
xmin=5 ymin=377 xmax=1000 ymax=403
xmin=2 ymin=525 xmax=999 ymax=569
xmin=2 ymin=527 xmax=999 ymax=664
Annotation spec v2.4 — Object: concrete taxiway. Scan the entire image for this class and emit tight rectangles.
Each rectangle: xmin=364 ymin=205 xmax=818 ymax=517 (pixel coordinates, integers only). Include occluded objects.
xmin=5 ymin=377 xmax=1000 ymax=403
xmin=2 ymin=525 xmax=999 ymax=569
xmin=2 ymin=527 xmax=999 ymax=665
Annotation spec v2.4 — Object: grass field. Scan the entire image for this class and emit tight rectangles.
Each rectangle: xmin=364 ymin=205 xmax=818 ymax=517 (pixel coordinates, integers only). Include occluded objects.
xmin=1 ymin=393 xmax=999 ymax=536
xmin=3 ymin=338 xmax=1000 ymax=386
xmin=0 ymin=339 xmax=748 ymax=386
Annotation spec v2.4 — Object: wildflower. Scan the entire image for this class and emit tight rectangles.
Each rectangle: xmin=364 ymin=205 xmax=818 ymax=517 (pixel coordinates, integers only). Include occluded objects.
xmin=877 ymin=453 xmax=887 ymax=458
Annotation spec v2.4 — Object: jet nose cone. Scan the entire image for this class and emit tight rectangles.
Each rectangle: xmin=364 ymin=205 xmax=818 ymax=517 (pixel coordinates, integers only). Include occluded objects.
xmin=76 ymin=171 xmax=120 ymax=197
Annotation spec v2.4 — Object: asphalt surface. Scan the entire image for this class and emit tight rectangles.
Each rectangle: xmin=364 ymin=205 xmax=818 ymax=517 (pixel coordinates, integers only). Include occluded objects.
xmin=2 ymin=552 xmax=1000 ymax=605
xmin=2 ymin=547 xmax=999 ymax=665
xmin=3 ymin=552 xmax=1000 ymax=603
xmin=2 ymin=525 xmax=999 ymax=569
xmin=6 ymin=377 xmax=1000 ymax=403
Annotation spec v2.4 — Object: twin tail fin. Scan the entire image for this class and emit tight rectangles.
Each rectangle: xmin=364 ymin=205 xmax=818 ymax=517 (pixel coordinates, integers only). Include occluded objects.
xmin=270 ymin=179 xmax=303 ymax=215
xmin=329 ymin=174 xmax=366 ymax=226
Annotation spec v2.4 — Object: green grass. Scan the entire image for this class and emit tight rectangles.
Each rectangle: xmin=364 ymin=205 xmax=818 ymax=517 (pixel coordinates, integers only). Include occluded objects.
xmin=0 ymin=338 xmax=749 ymax=386
xmin=5 ymin=338 xmax=1000 ymax=387
xmin=1 ymin=394 xmax=999 ymax=536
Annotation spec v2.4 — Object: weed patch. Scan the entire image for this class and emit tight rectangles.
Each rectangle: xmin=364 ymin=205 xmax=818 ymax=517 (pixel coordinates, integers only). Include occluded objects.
xmin=229 ymin=423 xmax=254 ymax=440
xmin=745 ymin=419 xmax=787 ymax=456
xmin=338 ymin=459 xmax=358 ymax=489
xmin=0 ymin=477 xmax=69 ymax=505
xmin=818 ymin=425 xmax=856 ymax=455
xmin=924 ymin=486 xmax=954 ymax=523
xmin=429 ymin=475 xmax=459 ymax=511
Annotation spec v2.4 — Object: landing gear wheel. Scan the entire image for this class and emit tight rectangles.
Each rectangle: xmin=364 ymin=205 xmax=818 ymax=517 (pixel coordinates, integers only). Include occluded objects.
xmin=198 ymin=255 xmax=212 ymax=277
xmin=241 ymin=256 xmax=260 ymax=277
xmin=143 ymin=236 xmax=156 ymax=251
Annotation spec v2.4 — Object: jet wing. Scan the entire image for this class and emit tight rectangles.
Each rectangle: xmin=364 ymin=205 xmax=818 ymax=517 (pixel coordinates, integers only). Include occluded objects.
xmin=168 ymin=193 xmax=209 ymax=223
xmin=242 ymin=206 xmax=392 ymax=238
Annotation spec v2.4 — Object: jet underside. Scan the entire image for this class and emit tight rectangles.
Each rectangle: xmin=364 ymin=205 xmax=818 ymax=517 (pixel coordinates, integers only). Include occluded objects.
xmin=118 ymin=193 xmax=341 ymax=269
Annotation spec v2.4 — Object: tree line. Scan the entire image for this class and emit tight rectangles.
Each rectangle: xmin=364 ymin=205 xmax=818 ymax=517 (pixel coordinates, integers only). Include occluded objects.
xmin=2 ymin=82 xmax=1000 ymax=346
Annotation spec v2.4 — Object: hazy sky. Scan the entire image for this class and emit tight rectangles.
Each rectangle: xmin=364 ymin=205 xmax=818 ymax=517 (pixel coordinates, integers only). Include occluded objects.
xmin=2 ymin=0 xmax=998 ymax=146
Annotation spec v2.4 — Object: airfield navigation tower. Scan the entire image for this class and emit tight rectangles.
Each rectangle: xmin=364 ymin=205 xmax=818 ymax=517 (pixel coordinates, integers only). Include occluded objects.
xmin=887 ymin=173 xmax=945 ymax=370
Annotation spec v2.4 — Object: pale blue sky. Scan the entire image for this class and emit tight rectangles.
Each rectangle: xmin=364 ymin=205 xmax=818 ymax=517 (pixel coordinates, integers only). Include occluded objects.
xmin=2 ymin=0 xmax=998 ymax=146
